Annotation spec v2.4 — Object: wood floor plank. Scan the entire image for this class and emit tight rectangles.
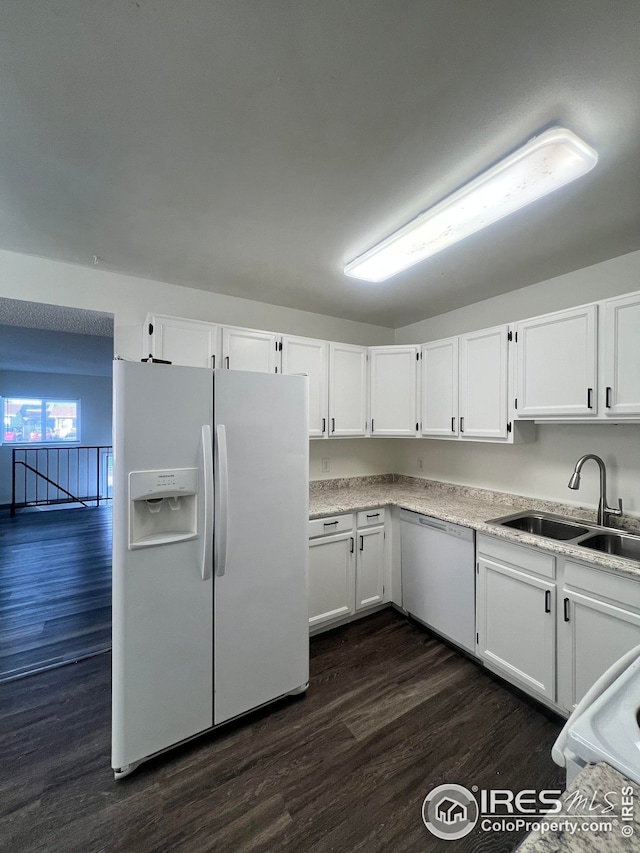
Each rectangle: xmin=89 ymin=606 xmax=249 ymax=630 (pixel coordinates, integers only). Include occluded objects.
xmin=0 ymin=610 xmax=565 ymax=853
xmin=0 ymin=507 xmax=112 ymax=681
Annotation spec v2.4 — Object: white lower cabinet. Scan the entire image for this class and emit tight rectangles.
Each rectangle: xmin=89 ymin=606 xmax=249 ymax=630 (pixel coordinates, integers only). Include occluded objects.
xmin=308 ymin=527 xmax=355 ymax=629
xmin=557 ymin=559 xmax=640 ymax=712
xmin=477 ymin=556 xmax=556 ymax=701
xmin=356 ymin=525 xmax=385 ymax=610
xmin=478 ymin=534 xmax=640 ymax=713
xmin=309 ymin=509 xmax=387 ymax=631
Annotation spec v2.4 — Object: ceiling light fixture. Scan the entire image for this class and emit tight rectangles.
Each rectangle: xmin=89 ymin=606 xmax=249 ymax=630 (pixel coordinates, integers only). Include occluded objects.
xmin=344 ymin=127 xmax=598 ymax=283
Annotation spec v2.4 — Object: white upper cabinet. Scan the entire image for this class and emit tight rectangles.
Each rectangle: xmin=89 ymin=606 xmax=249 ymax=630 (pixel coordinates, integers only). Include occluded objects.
xmin=147 ymin=314 xmax=220 ymax=369
xmin=281 ymin=335 xmax=329 ymax=438
xmin=459 ymin=325 xmax=509 ymax=439
xmin=421 ymin=337 xmax=459 ymax=437
xmin=515 ymin=305 xmax=597 ymax=418
xmin=603 ymin=292 xmax=640 ymax=416
xmin=369 ymin=346 xmax=419 ymax=437
xmin=222 ymin=327 xmax=280 ymax=373
xmin=329 ymin=343 xmax=368 ymax=437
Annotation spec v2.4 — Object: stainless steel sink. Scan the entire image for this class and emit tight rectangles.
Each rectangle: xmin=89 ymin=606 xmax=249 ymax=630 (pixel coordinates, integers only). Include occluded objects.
xmin=488 ymin=510 xmax=640 ymax=563
xmin=499 ymin=513 xmax=590 ymax=540
xmin=578 ymin=532 xmax=640 ymax=562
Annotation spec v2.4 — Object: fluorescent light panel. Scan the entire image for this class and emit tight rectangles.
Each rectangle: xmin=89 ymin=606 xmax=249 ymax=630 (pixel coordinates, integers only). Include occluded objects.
xmin=344 ymin=127 xmax=598 ymax=282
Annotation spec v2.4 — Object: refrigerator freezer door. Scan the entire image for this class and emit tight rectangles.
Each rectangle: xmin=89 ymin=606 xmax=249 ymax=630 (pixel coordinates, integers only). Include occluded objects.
xmin=213 ymin=370 xmax=309 ymax=725
xmin=112 ymin=361 xmax=214 ymax=773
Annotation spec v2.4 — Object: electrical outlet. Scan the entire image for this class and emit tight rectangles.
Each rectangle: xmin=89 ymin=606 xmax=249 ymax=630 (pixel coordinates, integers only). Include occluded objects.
xmin=417 ymin=457 xmax=424 ymax=470
xmin=321 ymin=458 xmax=330 ymax=473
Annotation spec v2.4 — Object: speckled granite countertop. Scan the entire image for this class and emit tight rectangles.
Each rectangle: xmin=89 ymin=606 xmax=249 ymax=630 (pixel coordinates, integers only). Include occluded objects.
xmin=309 ymin=475 xmax=640 ymax=581
xmin=516 ymin=762 xmax=640 ymax=851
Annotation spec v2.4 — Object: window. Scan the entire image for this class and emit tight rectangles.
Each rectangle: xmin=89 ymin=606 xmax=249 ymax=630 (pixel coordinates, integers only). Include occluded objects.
xmin=2 ymin=398 xmax=80 ymax=444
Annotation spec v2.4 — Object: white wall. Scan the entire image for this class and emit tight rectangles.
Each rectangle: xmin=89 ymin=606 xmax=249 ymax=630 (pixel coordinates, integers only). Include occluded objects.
xmin=393 ymin=250 xmax=640 ymax=516
xmin=0 ymin=249 xmax=394 ymax=356
xmin=0 ymin=248 xmax=396 ymax=484
xmin=395 ymin=249 xmax=640 ymax=343
xmin=395 ymin=424 xmax=640 ymax=515
xmin=309 ymin=438 xmax=397 ymax=481
xmin=0 ymin=370 xmax=112 ymax=506
xmin=4 ymin=247 xmax=640 ymax=500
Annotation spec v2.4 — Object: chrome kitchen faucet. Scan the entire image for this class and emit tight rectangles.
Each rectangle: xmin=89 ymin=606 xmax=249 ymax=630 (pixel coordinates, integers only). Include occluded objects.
xmin=568 ymin=454 xmax=623 ymax=527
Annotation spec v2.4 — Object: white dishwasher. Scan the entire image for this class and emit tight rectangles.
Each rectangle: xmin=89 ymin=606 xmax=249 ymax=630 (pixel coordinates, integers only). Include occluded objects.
xmin=400 ymin=509 xmax=476 ymax=653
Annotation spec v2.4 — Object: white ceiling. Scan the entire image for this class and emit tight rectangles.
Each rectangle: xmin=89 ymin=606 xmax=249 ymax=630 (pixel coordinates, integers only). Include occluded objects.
xmin=0 ymin=1 xmax=639 ymax=328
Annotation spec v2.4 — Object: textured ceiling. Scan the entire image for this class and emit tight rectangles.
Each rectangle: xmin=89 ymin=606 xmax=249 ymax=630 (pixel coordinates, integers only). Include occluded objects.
xmin=0 ymin=298 xmax=113 ymax=337
xmin=0 ymin=1 xmax=639 ymax=328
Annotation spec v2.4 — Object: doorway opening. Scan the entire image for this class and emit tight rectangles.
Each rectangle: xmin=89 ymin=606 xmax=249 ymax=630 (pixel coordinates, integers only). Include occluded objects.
xmin=0 ymin=298 xmax=114 ymax=682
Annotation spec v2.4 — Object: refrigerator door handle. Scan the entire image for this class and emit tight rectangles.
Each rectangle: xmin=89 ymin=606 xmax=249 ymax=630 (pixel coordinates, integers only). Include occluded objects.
xmin=215 ymin=424 xmax=229 ymax=577
xmin=201 ymin=425 xmax=214 ymax=581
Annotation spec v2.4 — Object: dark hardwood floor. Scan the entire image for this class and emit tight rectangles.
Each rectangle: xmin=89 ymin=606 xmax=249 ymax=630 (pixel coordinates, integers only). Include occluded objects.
xmin=0 ymin=507 xmax=112 ymax=682
xmin=0 ymin=609 xmax=564 ymax=853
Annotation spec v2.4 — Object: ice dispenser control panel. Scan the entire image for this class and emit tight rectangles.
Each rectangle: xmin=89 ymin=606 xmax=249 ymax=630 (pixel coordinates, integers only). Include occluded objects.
xmin=129 ymin=468 xmax=198 ymax=549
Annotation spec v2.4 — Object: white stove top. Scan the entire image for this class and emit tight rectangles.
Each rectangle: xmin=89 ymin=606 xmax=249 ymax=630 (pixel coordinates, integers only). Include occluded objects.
xmin=566 ymin=654 xmax=640 ymax=785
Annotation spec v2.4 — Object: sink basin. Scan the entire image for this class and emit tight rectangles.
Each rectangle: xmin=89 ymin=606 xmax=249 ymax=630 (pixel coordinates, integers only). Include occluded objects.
xmin=497 ymin=513 xmax=590 ymax=541
xmin=489 ymin=511 xmax=640 ymax=563
xmin=578 ymin=532 xmax=640 ymax=562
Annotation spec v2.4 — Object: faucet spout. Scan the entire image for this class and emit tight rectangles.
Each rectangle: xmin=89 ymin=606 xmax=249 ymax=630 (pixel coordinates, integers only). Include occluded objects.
xmin=568 ymin=454 xmax=623 ymax=527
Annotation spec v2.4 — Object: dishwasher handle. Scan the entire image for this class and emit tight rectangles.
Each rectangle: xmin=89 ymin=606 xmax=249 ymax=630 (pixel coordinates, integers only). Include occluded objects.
xmin=418 ymin=517 xmax=448 ymax=532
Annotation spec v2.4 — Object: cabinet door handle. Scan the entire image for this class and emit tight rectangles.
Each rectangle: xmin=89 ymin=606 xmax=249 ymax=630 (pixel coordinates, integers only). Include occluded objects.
xmin=451 ymin=416 xmax=455 ymax=432
xmin=225 ymin=356 xmax=230 ymax=369
xmin=359 ymin=535 xmax=364 ymax=551
xmin=366 ymin=513 xmax=380 ymax=519
xmin=587 ymin=387 xmax=593 ymax=409
xmin=323 ymin=520 xmax=338 ymax=527
xmin=322 ymin=417 xmax=326 ymax=434
xmin=606 ymin=386 xmax=612 ymax=409
xmin=350 ymin=537 xmax=354 ymax=553
xmin=544 ymin=590 xmax=551 ymax=613
xmin=371 ymin=418 xmax=374 ymax=433
xmin=211 ymin=355 xmax=216 ymax=369
xmin=563 ymin=597 xmax=570 ymax=622
xmin=459 ymin=417 xmax=464 ymax=433
xmin=331 ymin=418 xmax=336 ymax=434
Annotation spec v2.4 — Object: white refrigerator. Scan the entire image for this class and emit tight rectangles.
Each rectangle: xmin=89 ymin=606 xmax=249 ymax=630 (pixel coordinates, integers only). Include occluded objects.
xmin=111 ymin=360 xmax=309 ymax=778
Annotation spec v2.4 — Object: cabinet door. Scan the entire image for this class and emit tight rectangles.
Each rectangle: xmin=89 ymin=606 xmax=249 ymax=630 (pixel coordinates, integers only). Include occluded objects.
xmin=308 ymin=532 xmax=355 ymax=629
xmin=148 ymin=315 xmax=220 ymax=369
xmin=356 ymin=526 xmax=385 ymax=610
xmin=281 ymin=335 xmax=328 ymax=438
xmin=477 ymin=558 xmax=555 ymax=700
xmin=559 ymin=589 xmax=640 ymax=711
xmin=369 ymin=346 xmax=418 ymax=437
xmin=421 ymin=337 xmax=459 ymax=437
xmin=515 ymin=305 xmax=597 ymax=417
xmin=329 ymin=343 xmax=368 ymax=437
xmin=222 ymin=327 xmax=280 ymax=373
xmin=604 ymin=293 xmax=640 ymax=416
xmin=459 ymin=326 xmax=508 ymax=439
